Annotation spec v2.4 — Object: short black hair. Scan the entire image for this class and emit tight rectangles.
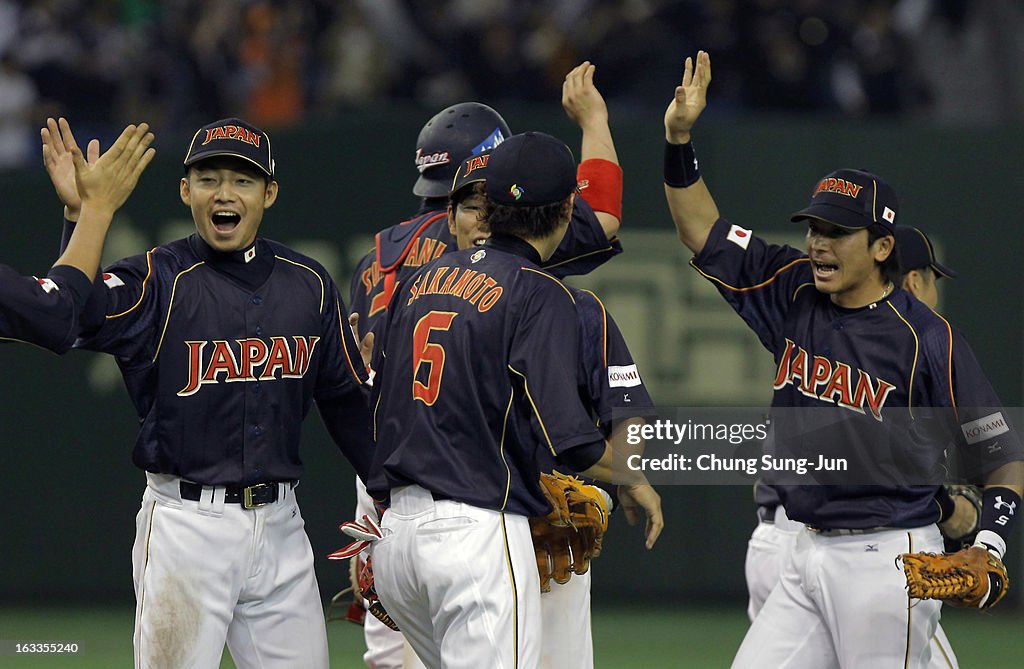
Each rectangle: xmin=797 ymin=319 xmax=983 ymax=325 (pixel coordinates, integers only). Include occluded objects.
xmin=485 ymin=195 xmax=572 ymax=240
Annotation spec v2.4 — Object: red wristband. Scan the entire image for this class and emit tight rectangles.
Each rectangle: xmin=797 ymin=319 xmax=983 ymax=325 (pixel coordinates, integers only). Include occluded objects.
xmin=577 ymin=158 xmax=623 ymax=221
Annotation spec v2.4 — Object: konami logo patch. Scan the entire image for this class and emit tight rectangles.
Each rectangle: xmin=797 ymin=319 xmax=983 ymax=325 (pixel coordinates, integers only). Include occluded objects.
xmin=608 ymin=364 xmax=642 ymax=388
xmin=961 ymin=412 xmax=1009 ymax=445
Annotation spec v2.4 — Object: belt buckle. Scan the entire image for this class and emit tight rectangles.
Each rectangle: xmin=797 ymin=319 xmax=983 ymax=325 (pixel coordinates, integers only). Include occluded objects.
xmin=243 ymin=483 xmax=273 ymax=509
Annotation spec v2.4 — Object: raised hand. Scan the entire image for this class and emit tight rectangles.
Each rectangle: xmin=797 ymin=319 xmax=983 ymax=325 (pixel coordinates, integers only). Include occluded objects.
xmin=562 ymin=61 xmax=609 ymax=132
xmin=41 ymin=117 xmax=100 ymax=219
xmin=664 ymin=50 xmax=712 ymax=143
xmin=72 ymin=122 xmax=156 ymax=215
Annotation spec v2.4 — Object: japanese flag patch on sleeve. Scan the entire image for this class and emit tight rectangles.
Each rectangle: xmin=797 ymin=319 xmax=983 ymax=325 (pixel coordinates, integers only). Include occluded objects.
xmin=103 ymin=272 xmax=125 ymax=288
xmin=726 ymin=224 xmax=753 ymax=250
xmin=34 ymin=277 xmax=59 ymax=293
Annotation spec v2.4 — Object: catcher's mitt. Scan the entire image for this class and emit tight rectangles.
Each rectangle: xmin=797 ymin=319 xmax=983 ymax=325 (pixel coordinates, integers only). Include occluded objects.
xmin=900 ymin=546 xmax=1009 ymax=610
xmin=530 ymin=471 xmax=609 ymax=592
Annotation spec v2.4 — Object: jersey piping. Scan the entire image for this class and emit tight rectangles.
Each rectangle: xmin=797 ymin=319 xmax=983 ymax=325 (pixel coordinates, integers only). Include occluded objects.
xmin=509 ymin=364 xmax=558 ymax=456
xmin=689 ymin=256 xmax=810 ymax=292
xmin=108 ymin=249 xmax=156 ymax=319
xmin=792 ymin=282 xmax=815 ymax=302
xmin=499 ymin=514 xmax=519 ymax=668
xmin=885 ymin=301 xmax=921 ymax=416
xmin=521 ymin=267 xmax=576 ymax=303
xmin=275 ymin=256 xmax=326 ymax=313
xmin=334 ymin=300 xmax=365 ymax=384
xmin=499 ymin=389 xmax=515 ymax=510
xmin=153 ymin=261 xmax=205 ymax=362
xmin=540 ymin=243 xmax=617 ymax=271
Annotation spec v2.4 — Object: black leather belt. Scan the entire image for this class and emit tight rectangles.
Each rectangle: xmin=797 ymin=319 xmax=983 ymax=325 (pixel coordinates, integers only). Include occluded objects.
xmin=807 ymin=526 xmax=891 ymax=536
xmin=179 ymin=480 xmax=293 ymax=509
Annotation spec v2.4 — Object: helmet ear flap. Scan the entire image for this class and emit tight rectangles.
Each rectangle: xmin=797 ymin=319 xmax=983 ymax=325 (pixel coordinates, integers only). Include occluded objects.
xmin=412 ymin=102 xmax=511 ymax=198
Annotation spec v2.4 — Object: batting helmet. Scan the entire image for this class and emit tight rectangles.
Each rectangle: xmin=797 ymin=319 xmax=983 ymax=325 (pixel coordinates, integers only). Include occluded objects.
xmin=412 ymin=102 xmax=511 ymax=198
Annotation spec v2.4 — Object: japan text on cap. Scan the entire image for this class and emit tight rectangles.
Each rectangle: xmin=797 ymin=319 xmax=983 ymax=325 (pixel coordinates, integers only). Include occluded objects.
xmin=791 ymin=168 xmax=897 ymax=230
xmin=894 ymin=225 xmax=957 ymax=278
xmin=450 ymin=150 xmax=493 ymax=196
xmin=184 ymin=118 xmax=274 ymax=177
xmin=484 ymin=132 xmax=577 ymax=207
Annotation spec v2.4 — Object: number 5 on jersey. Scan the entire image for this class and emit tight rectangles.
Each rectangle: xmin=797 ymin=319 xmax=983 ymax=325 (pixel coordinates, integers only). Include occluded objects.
xmin=412 ymin=311 xmax=458 ymax=405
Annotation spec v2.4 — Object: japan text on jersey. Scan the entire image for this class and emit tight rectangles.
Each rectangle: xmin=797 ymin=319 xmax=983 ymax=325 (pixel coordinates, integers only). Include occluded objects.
xmin=75 ymin=235 xmax=368 ymax=486
xmin=692 ymin=218 xmax=1024 ymax=529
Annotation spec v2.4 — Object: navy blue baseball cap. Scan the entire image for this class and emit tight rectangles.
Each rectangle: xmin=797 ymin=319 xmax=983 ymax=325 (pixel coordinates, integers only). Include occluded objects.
xmin=484 ymin=132 xmax=576 ymax=207
xmin=450 ymin=150 xmax=492 ymax=196
xmin=184 ymin=117 xmax=274 ymax=177
xmin=894 ymin=225 xmax=957 ymax=278
xmin=791 ymin=168 xmax=897 ymax=231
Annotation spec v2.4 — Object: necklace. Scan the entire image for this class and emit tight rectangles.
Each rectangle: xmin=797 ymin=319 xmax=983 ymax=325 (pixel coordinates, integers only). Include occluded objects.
xmin=879 ymin=281 xmax=893 ymax=301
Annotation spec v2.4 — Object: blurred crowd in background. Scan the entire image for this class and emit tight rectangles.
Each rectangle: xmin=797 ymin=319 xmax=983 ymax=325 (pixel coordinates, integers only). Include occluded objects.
xmin=0 ymin=0 xmax=1022 ymax=170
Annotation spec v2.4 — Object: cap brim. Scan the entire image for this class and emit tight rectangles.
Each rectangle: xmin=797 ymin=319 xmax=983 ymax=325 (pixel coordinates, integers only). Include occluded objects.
xmin=931 ymin=261 xmax=957 ymax=279
xmin=791 ymin=203 xmax=872 ymax=230
xmin=184 ymin=149 xmax=272 ymax=177
xmin=413 ymin=174 xmax=451 ymax=198
xmin=450 ymin=174 xmax=485 ymax=197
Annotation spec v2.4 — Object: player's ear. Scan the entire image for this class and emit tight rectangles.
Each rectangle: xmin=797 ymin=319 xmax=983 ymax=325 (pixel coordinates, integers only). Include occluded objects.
xmin=902 ymin=270 xmax=919 ymax=294
xmin=179 ymin=177 xmax=191 ymax=205
xmin=560 ymin=192 xmax=576 ymax=226
xmin=263 ymin=180 xmax=279 ymax=209
xmin=872 ymin=233 xmax=894 ymax=262
xmin=447 ymin=202 xmax=457 ymax=235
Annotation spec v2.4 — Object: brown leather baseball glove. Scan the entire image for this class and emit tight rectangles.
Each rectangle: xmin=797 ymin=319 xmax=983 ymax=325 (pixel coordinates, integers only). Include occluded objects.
xmin=530 ymin=471 xmax=609 ymax=592
xmin=900 ymin=546 xmax=1009 ymax=610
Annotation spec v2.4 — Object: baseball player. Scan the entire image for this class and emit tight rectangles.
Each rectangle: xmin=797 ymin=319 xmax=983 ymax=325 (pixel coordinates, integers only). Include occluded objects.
xmin=347 ymin=61 xmax=628 ymax=668
xmin=363 ymin=132 xmax=662 ymax=669
xmin=895 ymin=224 xmax=958 ymax=310
xmin=0 ymin=119 xmax=153 ymax=351
xmin=348 ymin=61 xmax=624 ymax=346
xmin=42 ymin=117 xmax=373 ymax=669
xmin=663 ymin=51 xmax=1024 ymax=668
xmin=745 ymin=224 xmax=971 ymax=668
xmin=346 ymin=147 xmax=655 ymax=669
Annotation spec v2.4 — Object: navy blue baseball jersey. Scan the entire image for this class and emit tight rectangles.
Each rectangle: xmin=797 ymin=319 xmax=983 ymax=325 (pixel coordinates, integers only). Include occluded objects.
xmin=568 ymin=288 xmax=654 ymax=438
xmin=349 ymin=198 xmax=622 ymax=341
xmin=0 ymin=264 xmax=93 ymax=352
xmin=367 ymin=235 xmax=605 ymax=516
xmin=540 ymin=288 xmax=654 ymax=502
xmin=73 ymin=234 xmax=372 ymax=486
xmin=693 ymin=218 xmax=1023 ymax=529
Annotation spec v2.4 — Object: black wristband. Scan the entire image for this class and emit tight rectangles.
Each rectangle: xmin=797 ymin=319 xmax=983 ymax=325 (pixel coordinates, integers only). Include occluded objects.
xmin=977 ymin=486 xmax=1021 ymax=555
xmin=663 ymin=140 xmax=701 ymax=188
